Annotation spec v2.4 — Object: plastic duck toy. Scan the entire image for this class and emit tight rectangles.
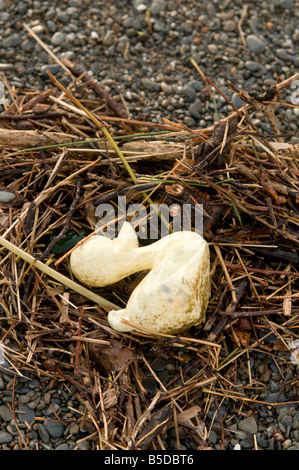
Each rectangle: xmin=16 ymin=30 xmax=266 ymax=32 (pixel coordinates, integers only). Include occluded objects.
xmin=70 ymin=222 xmax=210 ymax=334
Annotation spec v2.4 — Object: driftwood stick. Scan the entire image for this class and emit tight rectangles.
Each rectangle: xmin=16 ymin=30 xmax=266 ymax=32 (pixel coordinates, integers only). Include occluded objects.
xmin=0 ymin=128 xmax=76 ymax=148
xmin=0 ymin=128 xmax=188 ymax=159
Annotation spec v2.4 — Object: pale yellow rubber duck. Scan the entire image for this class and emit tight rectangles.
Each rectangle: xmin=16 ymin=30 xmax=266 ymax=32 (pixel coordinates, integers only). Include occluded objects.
xmin=70 ymin=222 xmax=210 ymax=334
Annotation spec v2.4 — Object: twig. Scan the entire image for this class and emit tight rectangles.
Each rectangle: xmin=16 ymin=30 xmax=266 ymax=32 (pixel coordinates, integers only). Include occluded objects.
xmin=0 ymin=234 xmax=119 ymax=309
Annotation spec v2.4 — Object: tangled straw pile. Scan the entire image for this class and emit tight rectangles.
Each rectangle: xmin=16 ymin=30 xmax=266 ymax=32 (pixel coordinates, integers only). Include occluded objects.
xmin=0 ymin=62 xmax=298 ymax=450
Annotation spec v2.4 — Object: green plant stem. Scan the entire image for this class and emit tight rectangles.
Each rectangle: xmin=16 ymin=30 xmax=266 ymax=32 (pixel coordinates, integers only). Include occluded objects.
xmin=47 ymin=71 xmax=171 ymax=232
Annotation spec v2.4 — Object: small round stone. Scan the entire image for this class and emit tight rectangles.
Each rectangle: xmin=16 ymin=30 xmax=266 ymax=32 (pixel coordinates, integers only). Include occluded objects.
xmin=239 ymin=417 xmax=258 ymax=435
xmin=18 ymin=405 xmax=36 ymax=425
xmin=246 ymin=34 xmax=266 ymax=53
xmin=44 ymin=420 xmax=65 ymax=438
xmin=50 ymin=32 xmax=65 ymax=46
xmin=0 ymin=430 xmax=13 ymax=444
xmin=0 ymin=405 xmax=13 ymax=422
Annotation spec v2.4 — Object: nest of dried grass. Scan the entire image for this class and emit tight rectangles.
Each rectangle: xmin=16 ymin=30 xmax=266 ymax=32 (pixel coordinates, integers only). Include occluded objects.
xmin=0 ymin=58 xmax=298 ymax=450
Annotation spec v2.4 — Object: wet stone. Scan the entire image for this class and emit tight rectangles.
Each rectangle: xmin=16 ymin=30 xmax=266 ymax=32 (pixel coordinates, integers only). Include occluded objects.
xmin=0 ymin=430 xmax=13 ymax=444
xmin=0 ymin=405 xmax=13 ymax=422
xmin=142 ymin=378 xmax=158 ymax=394
xmin=44 ymin=420 xmax=65 ymax=438
xmin=246 ymin=34 xmax=266 ymax=53
xmin=239 ymin=416 xmax=258 ymax=435
xmin=18 ymin=405 xmax=36 ymax=425
xmin=37 ymin=423 xmax=50 ymax=443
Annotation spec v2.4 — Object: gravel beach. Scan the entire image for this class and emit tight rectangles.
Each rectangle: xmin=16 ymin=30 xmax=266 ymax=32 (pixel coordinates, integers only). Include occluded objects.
xmin=0 ymin=0 xmax=299 ymax=451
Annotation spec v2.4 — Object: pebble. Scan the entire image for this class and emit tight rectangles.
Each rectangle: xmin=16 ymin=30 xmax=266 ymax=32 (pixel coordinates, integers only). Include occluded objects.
xmin=44 ymin=420 xmax=65 ymax=438
xmin=40 ymin=64 xmax=61 ymax=77
xmin=0 ymin=405 xmax=13 ymax=422
xmin=276 ymin=48 xmax=290 ymax=61
xmin=265 ymin=392 xmax=286 ymax=403
xmin=37 ymin=424 xmax=50 ymax=443
xmin=245 ymin=61 xmax=263 ymax=72
xmin=0 ymin=191 xmax=16 ymax=204
xmin=0 ymin=431 xmax=13 ymax=444
xmin=141 ymin=78 xmax=161 ymax=91
xmin=150 ymin=1 xmax=166 ymax=15
xmin=208 ymin=430 xmax=218 ymax=444
xmin=76 ymin=440 xmax=90 ymax=450
xmin=239 ymin=417 xmax=258 ymax=435
xmin=55 ymin=443 xmax=70 ymax=450
xmin=246 ymin=34 xmax=266 ymax=53
xmin=188 ymin=99 xmax=202 ymax=119
xmin=47 ymin=20 xmax=56 ymax=33
xmin=18 ymin=405 xmax=36 ymax=425
xmin=223 ymin=20 xmax=237 ymax=32
xmin=50 ymin=32 xmax=65 ymax=46
xmin=232 ymin=93 xmax=246 ymax=109
xmin=152 ymin=358 xmax=167 ymax=372
xmin=183 ymin=86 xmax=197 ymax=101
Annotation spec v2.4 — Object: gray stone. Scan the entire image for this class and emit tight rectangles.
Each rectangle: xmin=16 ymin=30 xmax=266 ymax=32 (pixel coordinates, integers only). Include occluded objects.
xmin=280 ymin=0 xmax=294 ymax=7
xmin=281 ymin=415 xmax=293 ymax=427
xmin=0 ymin=430 xmax=13 ymax=444
xmin=37 ymin=423 xmax=50 ymax=443
xmin=248 ymin=17 xmax=260 ymax=36
xmin=257 ymin=437 xmax=268 ymax=448
xmin=40 ymin=64 xmax=61 ymax=77
xmin=239 ymin=416 xmax=258 ymax=435
xmin=240 ymin=438 xmax=254 ymax=449
xmin=188 ymin=99 xmax=202 ymax=119
xmin=183 ymin=116 xmax=196 ymax=127
xmin=0 ymin=190 xmax=15 ymax=203
xmin=223 ymin=20 xmax=237 ymax=32
xmin=0 ymin=404 xmax=13 ymax=421
xmin=232 ymin=93 xmax=246 ymax=109
xmin=269 ymin=379 xmax=280 ymax=393
xmin=153 ymin=20 xmax=166 ymax=32
xmin=234 ymin=430 xmax=248 ymax=440
xmin=141 ymin=78 xmax=161 ymax=91
xmin=2 ymin=35 xmax=20 ymax=48
xmin=57 ymin=13 xmax=69 ymax=23
xmin=51 ymin=32 xmax=65 ymax=46
xmin=44 ymin=420 xmax=65 ymax=438
xmin=246 ymin=34 xmax=266 ymax=53
xmin=18 ymin=405 xmax=36 ymax=424
xmin=276 ymin=48 xmax=289 ymax=61
xmin=187 ymin=80 xmax=203 ymax=92
xmin=142 ymin=378 xmax=158 ymax=394
xmin=208 ymin=430 xmax=218 ymax=444
xmin=265 ymin=392 xmax=286 ymax=403
xmin=47 ymin=20 xmax=56 ymax=33
xmin=76 ymin=440 xmax=90 ymax=450
xmin=55 ymin=443 xmax=70 ymax=450
xmin=150 ymin=1 xmax=165 ymax=15
xmin=245 ymin=61 xmax=262 ymax=72
xmin=183 ymin=86 xmax=197 ymax=101
xmin=0 ymin=358 xmax=15 ymax=377
xmin=152 ymin=358 xmax=167 ymax=372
